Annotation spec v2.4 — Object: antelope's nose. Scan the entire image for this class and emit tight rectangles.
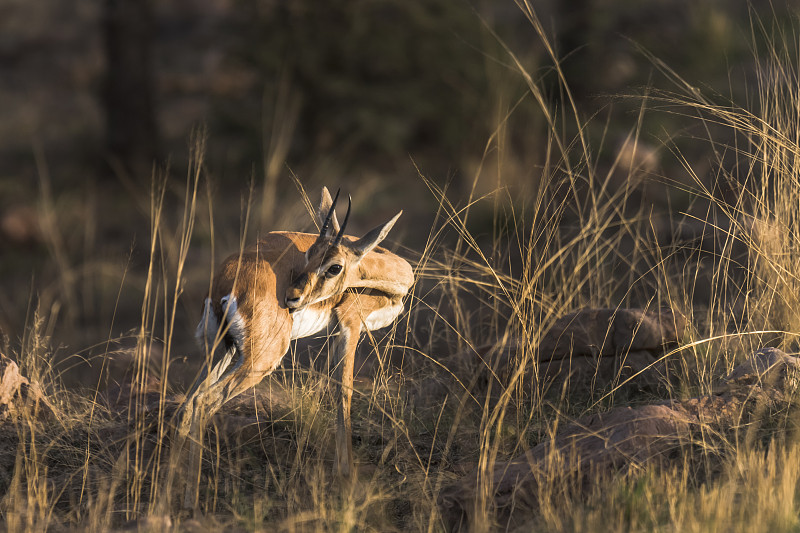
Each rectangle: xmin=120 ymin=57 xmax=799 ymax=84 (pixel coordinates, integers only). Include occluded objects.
xmin=285 ymin=296 xmax=301 ymax=308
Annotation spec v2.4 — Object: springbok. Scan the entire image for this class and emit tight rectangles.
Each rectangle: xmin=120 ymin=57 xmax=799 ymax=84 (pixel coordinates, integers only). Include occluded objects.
xmin=175 ymin=187 xmax=413 ymax=508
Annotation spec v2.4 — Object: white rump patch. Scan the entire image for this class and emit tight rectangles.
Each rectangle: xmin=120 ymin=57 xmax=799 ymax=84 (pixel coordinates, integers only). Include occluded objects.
xmin=220 ymin=294 xmax=246 ymax=349
xmin=291 ymin=306 xmax=333 ymax=339
xmin=195 ymin=297 xmax=219 ymax=350
xmin=195 ymin=294 xmax=247 ymax=355
xmin=364 ymin=302 xmax=404 ymax=331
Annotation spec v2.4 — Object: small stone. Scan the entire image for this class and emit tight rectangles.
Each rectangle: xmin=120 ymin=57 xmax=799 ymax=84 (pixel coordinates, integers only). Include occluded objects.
xmin=538 ymin=308 xmax=686 ymax=360
xmin=722 ymin=347 xmax=800 ymax=388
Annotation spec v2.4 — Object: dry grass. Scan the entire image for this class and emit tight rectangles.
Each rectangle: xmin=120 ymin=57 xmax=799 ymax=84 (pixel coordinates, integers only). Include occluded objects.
xmin=4 ymin=6 xmax=800 ymax=533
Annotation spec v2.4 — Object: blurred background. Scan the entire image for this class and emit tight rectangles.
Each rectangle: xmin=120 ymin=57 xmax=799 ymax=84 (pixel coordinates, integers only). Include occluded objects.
xmin=0 ymin=0 xmax=792 ymax=386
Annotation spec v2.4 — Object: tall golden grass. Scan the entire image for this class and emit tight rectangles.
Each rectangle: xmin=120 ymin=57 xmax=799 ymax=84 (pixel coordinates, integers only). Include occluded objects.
xmin=4 ymin=7 xmax=800 ymax=532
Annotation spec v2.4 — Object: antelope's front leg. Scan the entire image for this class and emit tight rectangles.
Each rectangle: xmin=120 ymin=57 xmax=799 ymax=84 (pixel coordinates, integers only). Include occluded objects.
xmin=333 ymin=316 xmax=360 ymax=481
xmin=332 ymin=291 xmax=394 ymax=480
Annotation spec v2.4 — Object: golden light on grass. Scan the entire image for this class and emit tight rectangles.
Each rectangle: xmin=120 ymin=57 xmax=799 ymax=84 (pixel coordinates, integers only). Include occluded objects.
xmin=5 ymin=6 xmax=800 ymax=532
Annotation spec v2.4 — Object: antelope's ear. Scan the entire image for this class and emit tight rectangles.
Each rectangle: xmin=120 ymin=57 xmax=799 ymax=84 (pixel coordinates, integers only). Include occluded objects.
xmin=352 ymin=211 xmax=402 ymax=256
xmin=317 ymin=186 xmax=340 ymax=235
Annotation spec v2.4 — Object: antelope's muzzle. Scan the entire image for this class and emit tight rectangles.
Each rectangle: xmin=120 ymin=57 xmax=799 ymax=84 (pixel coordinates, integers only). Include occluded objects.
xmin=285 ymin=272 xmax=310 ymax=309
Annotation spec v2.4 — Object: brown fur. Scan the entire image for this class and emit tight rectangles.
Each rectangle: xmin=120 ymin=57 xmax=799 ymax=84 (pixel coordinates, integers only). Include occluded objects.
xmin=175 ymin=188 xmax=413 ymax=509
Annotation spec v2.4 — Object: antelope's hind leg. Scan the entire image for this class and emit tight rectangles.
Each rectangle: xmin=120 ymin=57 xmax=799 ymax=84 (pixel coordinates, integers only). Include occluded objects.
xmin=175 ymin=294 xmax=250 ymax=509
xmin=177 ymin=319 xmax=291 ymax=508
xmin=177 ymin=344 xmax=245 ymax=510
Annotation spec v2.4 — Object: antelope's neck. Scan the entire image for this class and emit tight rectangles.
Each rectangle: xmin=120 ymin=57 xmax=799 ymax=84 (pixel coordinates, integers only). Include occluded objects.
xmin=289 ymin=296 xmax=340 ymax=340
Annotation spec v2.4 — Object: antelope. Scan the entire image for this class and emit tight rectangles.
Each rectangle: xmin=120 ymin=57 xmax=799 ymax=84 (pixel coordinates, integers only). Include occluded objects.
xmin=175 ymin=187 xmax=414 ymax=508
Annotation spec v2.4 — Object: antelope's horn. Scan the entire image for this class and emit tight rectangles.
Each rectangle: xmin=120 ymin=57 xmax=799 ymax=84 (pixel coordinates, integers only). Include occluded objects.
xmin=320 ymin=188 xmax=341 ymax=238
xmin=333 ymin=195 xmax=352 ymax=247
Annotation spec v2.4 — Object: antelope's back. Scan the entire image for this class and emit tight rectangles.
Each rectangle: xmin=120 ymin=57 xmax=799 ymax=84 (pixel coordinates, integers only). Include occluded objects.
xmin=210 ymin=231 xmax=319 ymax=300
xmin=201 ymin=233 xmax=315 ymax=370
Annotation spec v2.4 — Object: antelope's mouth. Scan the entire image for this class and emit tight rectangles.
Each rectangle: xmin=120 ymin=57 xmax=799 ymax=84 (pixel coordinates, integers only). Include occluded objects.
xmin=285 ymin=296 xmax=304 ymax=310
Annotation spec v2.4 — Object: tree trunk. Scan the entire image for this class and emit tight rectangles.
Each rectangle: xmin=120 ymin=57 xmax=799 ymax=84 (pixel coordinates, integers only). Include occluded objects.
xmin=102 ymin=0 xmax=159 ymax=179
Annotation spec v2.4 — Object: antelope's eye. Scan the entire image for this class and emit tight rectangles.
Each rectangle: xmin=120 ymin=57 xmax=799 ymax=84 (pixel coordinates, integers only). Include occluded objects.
xmin=326 ymin=264 xmax=343 ymax=276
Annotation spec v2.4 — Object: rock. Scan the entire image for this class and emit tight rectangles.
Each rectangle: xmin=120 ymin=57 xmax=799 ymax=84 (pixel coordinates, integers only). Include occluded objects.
xmin=438 ymin=404 xmax=695 ymax=531
xmin=538 ymin=308 xmax=686 ymax=360
xmin=721 ymin=347 xmax=800 ymax=389
xmin=434 ymin=308 xmax=686 ymax=403
xmin=538 ymin=349 xmax=667 ymax=392
xmin=668 ymin=393 xmax=751 ymax=429
xmin=438 ymin=345 xmax=800 ymax=531
xmin=0 ymin=352 xmax=48 ymax=419
xmin=0 ymin=354 xmax=29 ymax=411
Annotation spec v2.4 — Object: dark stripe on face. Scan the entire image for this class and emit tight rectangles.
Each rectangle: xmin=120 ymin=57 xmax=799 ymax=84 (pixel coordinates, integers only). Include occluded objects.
xmin=292 ymin=271 xmax=309 ymax=287
xmin=322 ymin=245 xmax=341 ymax=264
